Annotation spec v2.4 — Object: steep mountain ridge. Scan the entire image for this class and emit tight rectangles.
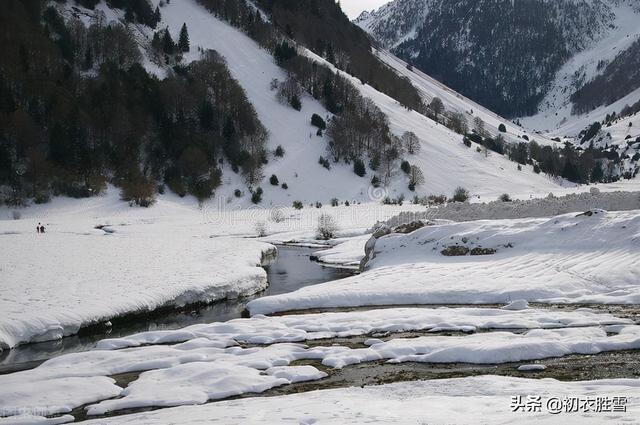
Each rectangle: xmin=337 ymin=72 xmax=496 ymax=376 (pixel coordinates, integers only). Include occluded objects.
xmin=356 ymin=0 xmax=639 ymax=118
xmin=356 ymin=0 xmax=433 ymax=49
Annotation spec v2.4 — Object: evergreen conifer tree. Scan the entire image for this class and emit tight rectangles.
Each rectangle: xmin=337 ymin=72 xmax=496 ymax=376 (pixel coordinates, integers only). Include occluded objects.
xmin=178 ymin=23 xmax=190 ymax=53
xmin=162 ymin=28 xmax=175 ymax=55
xmin=153 ymin=6 xmax=161 ymax=27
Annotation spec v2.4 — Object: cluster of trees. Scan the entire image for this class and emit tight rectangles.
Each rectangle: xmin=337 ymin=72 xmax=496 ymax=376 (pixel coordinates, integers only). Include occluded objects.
xmin=0 ymin=2 xmax=267 ymax=206
xmin=151 ymin=23 xmax=190 ymax=64
xmin=53 ymin=11 xmax=142 ymax=72
xmin=272 ymin=77 xmax=302 ymax=110
xmin=77 ymin=0 xmax=161 ymax=28
xmin=421 ymin=96 xmax=474 ymax=137
xmin=463 ymin=132 xmax=623 ymax=184
xmin=619 ymin=100 xmax=640 ymax=120
xmin=197 ymin=0 xmax=423 ymax=112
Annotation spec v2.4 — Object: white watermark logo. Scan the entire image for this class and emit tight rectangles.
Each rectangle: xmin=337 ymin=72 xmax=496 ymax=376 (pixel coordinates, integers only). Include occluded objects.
xmin=510 ymin=395 xmax=628 ymax=414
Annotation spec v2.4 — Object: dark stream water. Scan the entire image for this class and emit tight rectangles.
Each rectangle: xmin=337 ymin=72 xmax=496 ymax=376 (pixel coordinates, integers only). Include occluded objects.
xmin=0 ymin=246 xmax=353 ymax=374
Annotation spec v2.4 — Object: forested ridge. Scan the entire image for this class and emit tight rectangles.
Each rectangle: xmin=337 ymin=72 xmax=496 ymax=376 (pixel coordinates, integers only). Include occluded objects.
xmin=0 ymin=0 xmax=267 ymax=206
xmin=0 ymin=0 xmax=431 ymax=206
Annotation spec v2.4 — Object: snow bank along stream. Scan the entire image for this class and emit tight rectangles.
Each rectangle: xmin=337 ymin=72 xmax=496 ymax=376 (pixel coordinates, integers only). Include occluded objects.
xmin=0 ymin=246 xmax=353 ymax=374
xmin=2 ymin=206 xmax=640 ymax=423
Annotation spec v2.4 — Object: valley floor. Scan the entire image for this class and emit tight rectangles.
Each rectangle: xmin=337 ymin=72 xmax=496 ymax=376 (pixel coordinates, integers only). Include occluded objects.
xmin=1 ymin=187 xmax=640 ymax=424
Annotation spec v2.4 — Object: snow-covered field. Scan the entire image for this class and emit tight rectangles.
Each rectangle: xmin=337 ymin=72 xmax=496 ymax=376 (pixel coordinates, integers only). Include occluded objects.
xmin=2 ymin=191 xmax=640 ymax=423
xmin=248 ymin=209 xmax=640 ymax=314
xmin=1 ymin=303 xmax=637 ymax=420
xmin=0 ymin=188 xmax=424 ymax=350
xmin=77 ymin=376 xmax=640 ymax=425
xmin=0 ymin=199 xmax=274 ymax=350
xmin=3 ymin=187 xmax=640 ymax=350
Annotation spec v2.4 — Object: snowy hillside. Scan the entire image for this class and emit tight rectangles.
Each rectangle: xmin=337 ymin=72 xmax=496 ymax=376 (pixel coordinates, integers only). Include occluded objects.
xmin=520 ymin=1 xmax=640 ymax=135
xmin=357 ymin=0 xmax=640 ymax=119
xmin=146 ymin=0 xmax=382 ymax=205
xmin=355 ymin=0 xmax=432 ymax=49
xmin=155 ymin=0 xmax=567 ymax=201
xmin=297 ymin=47 xmax=564 ymax=200
xmin=373 ymin=49 xmax=560 ymax=147
xmin=59 ymin=0 xmax=565 ymax=205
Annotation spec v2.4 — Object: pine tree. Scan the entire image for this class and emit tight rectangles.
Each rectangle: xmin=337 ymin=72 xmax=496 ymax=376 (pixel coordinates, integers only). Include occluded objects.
xmin=153 ymin=6 xmax=161 ymax=28
xmin=162 ymin=28 xmax=175 ymax=55
xmin=151 ymin=31 xmax=162 ymax=53
xmin=178 ymin=23 xmax=190 ymax=53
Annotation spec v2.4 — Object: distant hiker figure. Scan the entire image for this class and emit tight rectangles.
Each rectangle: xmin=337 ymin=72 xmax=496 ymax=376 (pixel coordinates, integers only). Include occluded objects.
xmin=40 ymin=224 xmax=45 ymax=234
xmin=37 ymin=223 xmax=41 ymax=234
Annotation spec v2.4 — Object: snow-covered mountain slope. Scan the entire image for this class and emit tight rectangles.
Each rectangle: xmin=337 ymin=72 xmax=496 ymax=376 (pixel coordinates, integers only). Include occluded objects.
xmin=357 ymin=0 xmax=640 ymax=119
xmin=63 ymin=0 xmax=564 ymax=204
xmin=298 ymin=48 xmax=564 ymax=200
xmin=520 ymin=1 xmax=640 ymax=136
xmin=148 ymin=0 xmax=371 ymax=206
xmin=374 ymin=49 xmax=559 ymax=146
xmin=355 ymin=0 xmax=433 ymax=49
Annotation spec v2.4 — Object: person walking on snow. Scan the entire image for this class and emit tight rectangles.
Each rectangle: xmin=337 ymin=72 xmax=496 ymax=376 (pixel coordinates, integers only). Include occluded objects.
xmin=36 ymin=223 xmax=41 ymax=234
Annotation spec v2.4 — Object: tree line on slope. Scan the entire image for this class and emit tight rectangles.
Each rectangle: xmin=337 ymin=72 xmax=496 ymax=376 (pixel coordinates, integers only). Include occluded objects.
xmin=254 ymin=0 xmax=424 ymax=112
xmin=0 ymin=1 xmax=266 ymax=206
xmin=464 ymin=129 xmax=638 ymax=184
xmin=197 ymin=0 xmax=426 ymax=189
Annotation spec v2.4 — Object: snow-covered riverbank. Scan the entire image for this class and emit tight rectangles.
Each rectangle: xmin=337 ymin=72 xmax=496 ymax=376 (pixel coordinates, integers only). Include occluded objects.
xmin=79 ymin=375 xmax=640 ymax=425
xmin=2 ymin=188 xmax=640 ymax=424
xmin=0 ymin=222 xmax=274 ymax=351
xmin=1 ymin=304 xmax=638 ymax=420
xmin=248 ymin=209 xmax=640 ymax=315
xmin=0 ymin=190 xmax=417 ymax=350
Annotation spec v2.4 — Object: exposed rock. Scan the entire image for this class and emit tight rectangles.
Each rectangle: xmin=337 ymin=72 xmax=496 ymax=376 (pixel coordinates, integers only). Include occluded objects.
xmin=470 ymin=247 xmax=496 ymax=256
xmin=441 ymin=246 xmax=470 ymax=256
xmin=576 ymin=209 xmax=606 ymax=218
xmin=260 ymin=246 xmax=278 ymax=266
xmin=393 ymin=221 xmax=425 ymax=234
xmin=372 ymin=224 xmax=392 ymax=239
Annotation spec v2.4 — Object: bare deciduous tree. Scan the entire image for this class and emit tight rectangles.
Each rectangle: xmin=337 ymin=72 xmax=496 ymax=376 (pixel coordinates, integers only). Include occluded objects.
xmin=401 ymin=131 xmax=421 ymax=155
